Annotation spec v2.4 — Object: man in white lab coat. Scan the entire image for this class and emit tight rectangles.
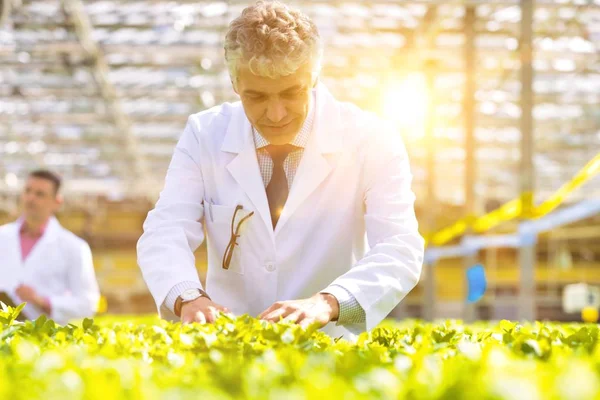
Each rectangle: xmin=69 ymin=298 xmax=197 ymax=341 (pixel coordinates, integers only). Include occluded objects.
xmin=0 ymin=170 xmax=100 ymax=324
xmin=137 ymin=1 xmax=424 ymax=338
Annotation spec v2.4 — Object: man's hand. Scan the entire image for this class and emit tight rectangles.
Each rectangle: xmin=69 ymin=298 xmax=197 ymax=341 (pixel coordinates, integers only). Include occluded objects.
xmin=179 ymin=297 xmax=230 ymax=325
xmin=258 ymin=293 xmax=339 ymax=329
xmin=15 ymin=284 xmax=51 ymax=313
xmin=15 ymin=284 xmax=38 ymax=303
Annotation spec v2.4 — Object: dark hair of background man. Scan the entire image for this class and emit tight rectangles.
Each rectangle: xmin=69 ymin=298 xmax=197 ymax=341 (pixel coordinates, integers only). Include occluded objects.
xmin=28 ymin=169 xmax=62 ymax=195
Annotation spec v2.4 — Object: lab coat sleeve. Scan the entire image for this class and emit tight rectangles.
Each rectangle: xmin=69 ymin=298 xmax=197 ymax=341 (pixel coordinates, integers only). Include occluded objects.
xmin=327 ymin=120 xmax=425 ymax=332
xmin=49 ymin=240 xmax=100 ymax=324
xmin=137 ymin=116 xmax=206 ymax=321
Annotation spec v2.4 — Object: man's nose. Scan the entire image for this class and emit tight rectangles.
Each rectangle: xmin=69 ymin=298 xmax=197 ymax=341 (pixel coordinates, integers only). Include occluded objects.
xmin=265 ymin=99 xmax=287 ymax=124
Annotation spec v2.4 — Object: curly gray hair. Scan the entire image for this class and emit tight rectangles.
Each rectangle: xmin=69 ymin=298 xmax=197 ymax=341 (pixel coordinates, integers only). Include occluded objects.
xmin=224 ymin=1 xmax=323 ymax=87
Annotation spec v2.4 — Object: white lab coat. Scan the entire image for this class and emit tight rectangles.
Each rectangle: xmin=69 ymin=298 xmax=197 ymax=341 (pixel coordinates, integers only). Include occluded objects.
xmin=0 ymin=216 xmax=100 ymax=325
xmin=137 ymin=83 xmax=424 ymax=338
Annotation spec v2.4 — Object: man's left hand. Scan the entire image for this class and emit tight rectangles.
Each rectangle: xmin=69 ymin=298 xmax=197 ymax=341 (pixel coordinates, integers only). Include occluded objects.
xmin=259 ymin=293 xmax=339 ymax=328
xmin=15 ymin=284 xmax=51 ymax=313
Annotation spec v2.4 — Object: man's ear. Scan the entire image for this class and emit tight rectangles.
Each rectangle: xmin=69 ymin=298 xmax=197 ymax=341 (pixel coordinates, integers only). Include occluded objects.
xmin=55 ymin=193 xmax=64 ymax=208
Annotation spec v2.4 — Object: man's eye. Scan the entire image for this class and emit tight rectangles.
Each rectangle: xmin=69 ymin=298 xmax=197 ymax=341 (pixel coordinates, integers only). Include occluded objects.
xmin=247 ymin=94 xmax=265 ymax=101
xmin=282 ymin=92 xmax=301 ymax=99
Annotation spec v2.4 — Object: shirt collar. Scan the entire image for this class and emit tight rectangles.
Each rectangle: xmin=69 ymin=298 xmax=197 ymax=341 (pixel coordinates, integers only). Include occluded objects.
xmin=19 ymin=217 xmax=50 ymax=237
xmin=252 ymin=90 xmax=315 ymax=150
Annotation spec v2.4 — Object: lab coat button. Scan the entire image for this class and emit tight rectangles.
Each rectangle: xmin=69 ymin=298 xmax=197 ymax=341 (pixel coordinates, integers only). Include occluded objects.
xmin=265 ymin=262 xmax=275 ymax=272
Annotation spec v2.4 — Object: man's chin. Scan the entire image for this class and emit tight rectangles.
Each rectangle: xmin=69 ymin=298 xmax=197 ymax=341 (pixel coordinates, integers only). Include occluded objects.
xmin=23 ymin=211 xmax=40 ymax=220
xmin=260 ymin=127 xmax=298 ymax=145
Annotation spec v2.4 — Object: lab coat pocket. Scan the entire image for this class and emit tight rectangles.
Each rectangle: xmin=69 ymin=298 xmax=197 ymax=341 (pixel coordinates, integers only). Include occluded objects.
xmin=204 ymin=203 xmax=254 ymax=275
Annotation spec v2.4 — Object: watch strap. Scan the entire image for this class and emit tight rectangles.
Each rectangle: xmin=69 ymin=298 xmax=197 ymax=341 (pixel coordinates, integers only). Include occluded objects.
xmin=175 ymin=288 xmax=211 ymax=317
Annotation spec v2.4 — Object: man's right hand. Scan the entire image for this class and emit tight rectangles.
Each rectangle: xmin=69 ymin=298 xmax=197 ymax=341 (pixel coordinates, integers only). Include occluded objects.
xmin=179 ymin=296 xmax=230 ymax=325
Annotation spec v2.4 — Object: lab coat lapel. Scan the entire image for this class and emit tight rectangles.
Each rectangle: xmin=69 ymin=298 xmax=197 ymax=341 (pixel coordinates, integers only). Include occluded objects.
xmin=222 ymin=106 xmax=273 ymax=236
xmin=274 ymin=84 xmax=343 ymax=236
xmin=23 ymin=217 xmax=60 ymax=269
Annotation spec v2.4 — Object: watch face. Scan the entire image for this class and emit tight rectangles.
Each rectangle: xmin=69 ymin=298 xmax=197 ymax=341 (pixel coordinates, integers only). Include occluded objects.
xmin=181 ymin=289 xmax=200 ymax=302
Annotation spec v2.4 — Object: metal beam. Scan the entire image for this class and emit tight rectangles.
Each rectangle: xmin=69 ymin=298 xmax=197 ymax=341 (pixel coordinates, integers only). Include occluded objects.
xmin=61 ymin=0 xmax=153 ymax=196
xmin=0 ymin=0 xmax=11 ymax=27
xmin=547 ymin=225 xmax=600 ymax=240
xmin=463 ymin=5 xmax=478 ymax=323
xmin=76 ymin=0 xmax=599 ymax=7
xmin=518 ymin=0 xmax=536 ymax=322
xmin=422 ymin=5 xmax=439 ymax=322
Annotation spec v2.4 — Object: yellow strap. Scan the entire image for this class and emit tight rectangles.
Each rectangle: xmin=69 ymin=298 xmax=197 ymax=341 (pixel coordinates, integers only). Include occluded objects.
xmin=425 ymin=152 xmax=600 ymax=247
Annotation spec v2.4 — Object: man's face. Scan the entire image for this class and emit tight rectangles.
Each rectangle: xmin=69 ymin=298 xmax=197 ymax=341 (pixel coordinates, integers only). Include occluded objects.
xmin=21 ymin=177 xmax=60 ymax=221
xmin=235 ymin=63 xmax=314 ymax=145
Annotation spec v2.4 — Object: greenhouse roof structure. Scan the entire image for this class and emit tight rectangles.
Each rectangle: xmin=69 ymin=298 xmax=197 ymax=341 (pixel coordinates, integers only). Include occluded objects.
xmin=1 ymin=0 xmax=599 ymax=210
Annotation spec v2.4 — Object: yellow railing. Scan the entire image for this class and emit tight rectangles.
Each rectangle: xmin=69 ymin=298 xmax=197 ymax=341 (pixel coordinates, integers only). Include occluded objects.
xmin=425 ymin=151 xmax=600 ymax=247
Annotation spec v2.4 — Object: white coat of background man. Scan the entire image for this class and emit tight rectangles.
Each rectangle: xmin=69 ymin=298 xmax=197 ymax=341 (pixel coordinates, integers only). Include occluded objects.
xmin=137 ymin=1 xmax=424 ymax=338
xmin=0 ymin=170 xmax=100 ymax=324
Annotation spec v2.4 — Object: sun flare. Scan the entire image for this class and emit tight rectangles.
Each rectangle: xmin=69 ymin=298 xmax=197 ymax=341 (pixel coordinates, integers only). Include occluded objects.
xmin=381 ymin=73 xmax=430 ymax=138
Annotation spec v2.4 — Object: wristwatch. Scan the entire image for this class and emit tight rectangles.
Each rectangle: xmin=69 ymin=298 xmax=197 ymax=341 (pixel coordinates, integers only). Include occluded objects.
xmin=175 ymin=288 xmax=211 ymax=317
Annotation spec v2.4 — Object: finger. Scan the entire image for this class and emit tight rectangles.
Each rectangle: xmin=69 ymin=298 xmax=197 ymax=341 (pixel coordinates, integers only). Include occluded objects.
xmin=259 ymin=302 xmax=282 ymax=319
xmin=181 ymin=309 xmax=195 ymax=325
xmin=258 ymin=303 xmax=279 ymax=319
xmin=215 ymin=305 xmax=229 ymax=313
xmin=216 ymin=307 xmax=232 ymax=319
xmin=299 ymin=318 xmax=314 ymax=330
xmin=183 ymin=310 xmax=206 ymax=325
xmin=263 ymin=306 xmax=295 ymax=322
xmin=207 ymin=307 xmax=227 ymax=322
xmin=261 ymin=307 xmax=286 ymax=322
xmin=206 ymin=307 xmax=220 ymax=323
xmin=194 ymin=311 xmax=207 ymax=324
xmin=181 ymin=314 xmax=193 ymax=325
xmin=283 ymin=310 xmax=305 ymax=324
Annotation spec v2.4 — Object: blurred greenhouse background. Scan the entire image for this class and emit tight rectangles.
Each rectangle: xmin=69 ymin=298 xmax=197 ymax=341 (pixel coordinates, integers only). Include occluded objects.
xmin=0 ymin=0 xmax=599 ymax=320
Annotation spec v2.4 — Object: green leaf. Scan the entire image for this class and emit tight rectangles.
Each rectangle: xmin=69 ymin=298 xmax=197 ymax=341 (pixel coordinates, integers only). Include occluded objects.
xmin=82 ymin=318 xmax=94 ymax=331
xmin=13 ymin=303 xmax=26 ymax=318
xmin=2 ymin=315 xmax=600 ymax=398
xmin=34 ymin=314 xmax=47 ymax=331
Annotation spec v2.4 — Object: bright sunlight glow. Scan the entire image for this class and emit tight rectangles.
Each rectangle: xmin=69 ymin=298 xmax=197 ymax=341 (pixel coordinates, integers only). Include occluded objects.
xmin=381 ymin=73 xmax=430 ymax=138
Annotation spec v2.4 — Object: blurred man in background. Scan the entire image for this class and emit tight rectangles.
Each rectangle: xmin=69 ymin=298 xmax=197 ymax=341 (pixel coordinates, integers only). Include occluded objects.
xmin=0 ymin=170 xmax=100 ymax=324
xmin=138 ymin=1 xmax=423 ymax=338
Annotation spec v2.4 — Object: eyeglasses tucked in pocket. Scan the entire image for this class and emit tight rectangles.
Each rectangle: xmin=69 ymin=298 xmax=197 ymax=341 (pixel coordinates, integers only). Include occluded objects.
xmin=203 ymin=201 xmax=254 ymax=274
xmin=222 ymin=205 xmax=254 ymax=270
